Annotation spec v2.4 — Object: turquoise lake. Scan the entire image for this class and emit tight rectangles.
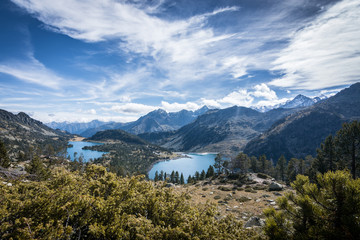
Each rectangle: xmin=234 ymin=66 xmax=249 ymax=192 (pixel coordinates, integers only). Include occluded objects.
xmin=67 ymin=141 xmax=108 ymax=162
xmin=148 ymin=153 xmax=216 ymax=182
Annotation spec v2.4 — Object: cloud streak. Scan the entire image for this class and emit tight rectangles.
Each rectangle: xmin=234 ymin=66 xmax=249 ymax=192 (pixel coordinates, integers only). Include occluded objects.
xmin=270 ymin=0 xmax=360 ymax=90
xmin=0 ymin=56 xmax=63 ymax=89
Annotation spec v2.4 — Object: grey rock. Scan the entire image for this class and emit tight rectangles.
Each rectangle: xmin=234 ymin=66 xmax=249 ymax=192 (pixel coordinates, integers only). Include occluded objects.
xmin=269 ymin=182 xmax=283 ymax=191
xmin=244 ymin=216 xmax=265 ymax=228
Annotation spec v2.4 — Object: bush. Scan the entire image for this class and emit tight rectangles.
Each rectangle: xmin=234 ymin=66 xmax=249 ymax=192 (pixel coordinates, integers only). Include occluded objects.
xmin=264 ymin=170 xmax=360 ymax=240
xmin=0 ymin=165 xmax=258 ymax=239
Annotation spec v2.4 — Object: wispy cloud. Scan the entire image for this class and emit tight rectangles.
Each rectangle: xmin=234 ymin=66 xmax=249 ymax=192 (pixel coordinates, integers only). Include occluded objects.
xmin=270 ymin=0 xmax=360 ymax=90
xmin=0 ymin=56 xmax=63 ymax=89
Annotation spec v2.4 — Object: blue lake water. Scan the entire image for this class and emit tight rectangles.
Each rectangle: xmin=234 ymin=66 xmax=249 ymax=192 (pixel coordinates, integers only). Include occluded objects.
xmin=67 ymin=141 xmax=108 ymax=162
xmin=148 ymin=153 xmax=216 ymax=182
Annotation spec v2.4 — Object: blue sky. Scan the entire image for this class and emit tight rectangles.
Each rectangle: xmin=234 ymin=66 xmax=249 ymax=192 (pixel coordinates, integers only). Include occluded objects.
xmin=0 ymin=0 xmax=359 ymax=123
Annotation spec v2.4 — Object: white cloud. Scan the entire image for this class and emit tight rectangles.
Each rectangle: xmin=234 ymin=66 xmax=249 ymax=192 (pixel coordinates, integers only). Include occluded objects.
xmin=102 ymin=103 xmax=157 ymax=115
xmin=270 ymin=0 xmax=360 ymax=90
xmin=0 ymin=57 xmax=63 ymax=89
xmin=160 ymin=101 xmax=200 ymax=112
xmin=252 ymin=83 xmax=277 ymax=100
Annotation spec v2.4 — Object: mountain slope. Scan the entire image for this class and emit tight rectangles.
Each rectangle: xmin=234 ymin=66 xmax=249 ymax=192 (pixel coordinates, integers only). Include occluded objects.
xmin=243 ymin=82 xmax=360 ymax=161
xmin=140 ymin=106 xmax=299 ymax=155
xmin=81 ymin=106 xmax=210 ymax=137
xmin=254 ymin=94 xmax=326 ymax=112
xmin=46 ymin=120 xmax=110 ymax=135
xmin=0 ymin=109 xmax=70 ymax=158
xmin=87 ymin=129 xmax=148 ymax=145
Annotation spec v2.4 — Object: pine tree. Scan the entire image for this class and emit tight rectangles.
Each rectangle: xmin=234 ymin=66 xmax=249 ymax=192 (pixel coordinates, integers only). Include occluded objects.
xmin=214 ymin=153 xmax=222 ymax=175
xmin=264 ymin=170 xmax=360 ymax=240
xmin=200 ymin=170 xmax=206 ymax=180
xmin=187 ymin=175 xmax=193 ymax=184
xmin=26 ymin=155 xmax=49 ymax=180
xmin=0 ymin=140 xmax=10 ymax=168
xmin=194 ymin=171 xmax=200 ymax=181
xmin=180 ymin=173 xmax=184 ymax=184
xmin=335 ymin=121 xmax=360 ymax=178
xmin=154 ymin=171 xmax=159 ymax=182
xmin=206 ymin=165 xmax=215 ymax=178
xmin=315 ymin=135 xmax=337 ymax=173
xmin=233 ymin=152 xmax=250 ymax=173
xmin=286 ymin=158 xmax=298 ymax=184
xmin=250 ymin=156 xmax=258 ymax=173
xmin=170 ymin=171 xmax=175 ymax=183
xmin=276 ymin=155 xmax=287 ymax=182
xmin=175 ymin=171 xmax=180 ymax=184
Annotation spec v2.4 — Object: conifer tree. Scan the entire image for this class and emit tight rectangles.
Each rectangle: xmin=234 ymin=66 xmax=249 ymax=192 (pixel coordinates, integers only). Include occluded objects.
xmin=276 ymin=155 xmax=287 ymax=181
xmin=194 ymin=171 xmax=200 ymax=181
xmin=180 ymin=173 xmax=185 ymax=184
xmin=200 ymin=170 xmax=206 ymax=180
xmin=233 ymin=152 xmax=250 ymax=173
xmin=170 ymin=171 xmax=175 ymax=183
xmin=0 ymin=140 xmax=10 ymax=168
xmin=264 ymin=170 xmax=360 ymax=240
xmin=315 ymin=135 xmax=337 ymax=173
xmin=154 ymin=171 xmax=159 ymax=182
xmin=175 ymin=171 xmax=180 ymax=184
xmin=335 ymin=121 xmax=360 ymax=178
xmin=187 ymin=175 xmax=193 ymax=184
xmin=286 ymin=158 xmax=298 ymax=183
xmin=250 ymin=156 xmax=258 ymax=173
xmin=26 ymin=155 xmax=50 ymax=180
xmin=214 ymin=153 xmax=223 ymax=175
xmin=206 ymin=165 xmax=215 ymax=178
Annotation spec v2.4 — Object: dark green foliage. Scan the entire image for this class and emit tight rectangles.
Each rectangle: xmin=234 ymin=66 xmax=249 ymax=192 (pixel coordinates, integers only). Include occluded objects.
xmin=0 ymin=140 xmax=10 ymax=168
xmin=335 ymin=121 xmax=360 ymax=178
xmin=214 ymin=153 xmax=223 ymax=174
xmin=180 ymin=173 xmax=184 ymax=184
xmin=0 ymin=165 xmax=256 ymax=239
xmin=154 ymin=171 xmax=159 ymax=182
xmin=86 ymin=142 xmax=171 ymax=175
xmin=25 ymin=155 xmax=50 ymax=180
xmin=232 ymin=152 xmax=250 ymax=173
xmin=87 ymin=129 xmax=148 ymax=145
xmin=276 ymin=155 xmax=286 ymax=181
xmin=206 ymin=165 xmax=215 ymax=178
xmin=264 ymin=170 xmax=360 ymax=240
xmin=286 ymin=158 xmax=298 ymax=184
xmin=200 ymin=170 xmax=206 ymax=180
xmin=312 ymin=121 xmax=360 ymax=179
xmin=250 ymin=156 xmax=258 ymax=172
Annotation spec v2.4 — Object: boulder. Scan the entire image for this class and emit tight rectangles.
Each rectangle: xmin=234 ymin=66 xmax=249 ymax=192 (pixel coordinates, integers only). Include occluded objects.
xmin=244 ymin=216 xmax=265 ymax=228
xmin=165 ymin=183 xmax=175 ymax=188
xmin=268 ymin=182 xmax=283 ymax=191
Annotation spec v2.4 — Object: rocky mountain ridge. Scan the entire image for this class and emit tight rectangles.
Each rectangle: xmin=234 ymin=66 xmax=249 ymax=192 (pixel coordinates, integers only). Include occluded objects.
xmin=243 ymin=82 xmax=360 ymax=161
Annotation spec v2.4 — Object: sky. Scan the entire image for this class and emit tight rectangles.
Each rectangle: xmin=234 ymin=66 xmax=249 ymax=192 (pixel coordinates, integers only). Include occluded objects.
xmin=0 ymin=0 xmax=359 ymax=123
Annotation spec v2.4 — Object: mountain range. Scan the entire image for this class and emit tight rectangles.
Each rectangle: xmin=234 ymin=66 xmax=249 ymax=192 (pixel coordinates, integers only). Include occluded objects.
xmin=0 ymin=110 xmax=70 ymax=158
xmin=139 ymin=107 xmax=300 ymax=155
xmin=55 ymin=106 xmax=210 ymax=137
xmin=243 ymin=83 xmax=360 ymax=161
xmin=254 ymin=94 xmax=326 ymax=112
xmin=48 ymin=94 xmax=323 ymax=138
xmin=46 ymin=120 xmax=110 ymax=135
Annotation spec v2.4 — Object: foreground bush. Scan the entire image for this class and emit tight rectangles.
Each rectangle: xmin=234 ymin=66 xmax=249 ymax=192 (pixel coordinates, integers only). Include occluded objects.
xmin=0 ymin=165 xmax=256 ymax=239
xmin=264 ymin=170 xmax=360 ymax=240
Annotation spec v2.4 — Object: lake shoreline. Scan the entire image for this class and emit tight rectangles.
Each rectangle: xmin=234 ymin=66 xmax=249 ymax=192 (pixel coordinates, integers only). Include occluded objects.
xmin=145 ymin=153 xmax=191 ymax=173
xmin=148 ymin=153 xmax=217 ymax=181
